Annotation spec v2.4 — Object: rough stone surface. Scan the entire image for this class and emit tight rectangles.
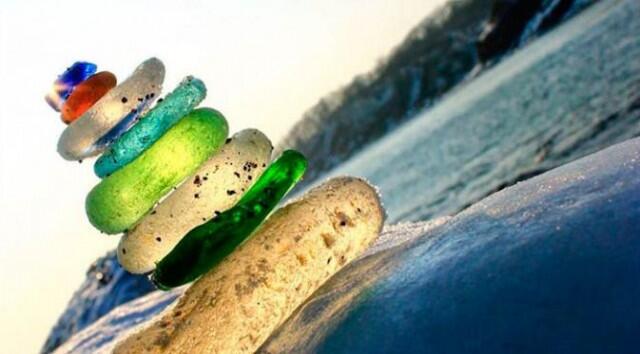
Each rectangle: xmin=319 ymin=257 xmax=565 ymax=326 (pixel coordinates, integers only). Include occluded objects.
xmin=114 ymin=177 xmax=384 ymax=354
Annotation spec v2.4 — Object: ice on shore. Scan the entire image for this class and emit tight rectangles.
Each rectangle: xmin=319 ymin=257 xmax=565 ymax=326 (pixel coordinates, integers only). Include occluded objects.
xmin=261 ymin=137 xmax=640 ymax=353
xmin=53 ymin=137 xmax=640 ymax=354
xmin=41 ymin=252 xmax=155 ymax=354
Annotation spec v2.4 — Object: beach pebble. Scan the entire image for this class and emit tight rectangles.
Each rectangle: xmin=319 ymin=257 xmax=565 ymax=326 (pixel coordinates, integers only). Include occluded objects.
xmin=57 ymin=58 xmax=164 ymax=160
xmin=118 ymin=129 xmax=272 ymax=274
xmin=86 ymin=108 xmax=228 ymax=234
xmin=112 ymin=176 xmax=384 ymax=354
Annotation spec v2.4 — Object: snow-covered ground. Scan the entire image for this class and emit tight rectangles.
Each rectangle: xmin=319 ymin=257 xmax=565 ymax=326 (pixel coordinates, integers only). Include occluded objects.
xmin=55 ymin=137 xmax=640 ymax=353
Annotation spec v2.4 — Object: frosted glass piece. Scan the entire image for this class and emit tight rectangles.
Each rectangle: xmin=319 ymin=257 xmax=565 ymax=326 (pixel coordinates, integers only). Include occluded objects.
xmin=57 ymin=58 xmax=165 ymax=160
xmin=117 ymin=129 xmax=272 ymax=273
xmin=45 ymin=61 xmax=97 ymax=112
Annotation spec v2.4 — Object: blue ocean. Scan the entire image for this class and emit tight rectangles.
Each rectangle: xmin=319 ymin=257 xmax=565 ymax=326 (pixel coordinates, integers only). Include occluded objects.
xmin=317 ymin=0 xmax=640 ymax=223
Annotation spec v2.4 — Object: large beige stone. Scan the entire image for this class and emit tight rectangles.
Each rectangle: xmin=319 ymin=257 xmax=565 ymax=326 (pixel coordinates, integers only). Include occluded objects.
xmin=113 ymin=176 xmax=384 ymax=354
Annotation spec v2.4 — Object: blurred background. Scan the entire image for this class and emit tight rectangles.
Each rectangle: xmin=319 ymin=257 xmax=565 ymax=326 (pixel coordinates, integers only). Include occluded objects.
xmin=2 ymin=0 xmax=639 ymax=352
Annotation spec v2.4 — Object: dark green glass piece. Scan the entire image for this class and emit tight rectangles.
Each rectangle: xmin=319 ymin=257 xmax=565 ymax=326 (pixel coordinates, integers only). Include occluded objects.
xmin=152 ymin=149 xmax=308 ymax=289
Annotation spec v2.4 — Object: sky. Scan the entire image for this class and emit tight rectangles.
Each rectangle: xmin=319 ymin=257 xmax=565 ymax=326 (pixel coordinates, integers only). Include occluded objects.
xmin=0 ymin=0 xmax=446 ymax=352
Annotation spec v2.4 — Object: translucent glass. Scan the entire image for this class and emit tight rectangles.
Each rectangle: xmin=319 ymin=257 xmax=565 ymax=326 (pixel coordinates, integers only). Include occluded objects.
xmin=94 ymin=76 xmax=206 ymax=177
xmin=152 ymin=150 xmax=307 ymax=289
xmin=85 ymin=108 xmax=228 ymax=234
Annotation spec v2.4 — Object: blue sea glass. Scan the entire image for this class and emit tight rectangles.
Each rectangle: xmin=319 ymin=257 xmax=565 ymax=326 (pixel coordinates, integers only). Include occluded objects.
xmin=93 ymin=99 xmax=151 ymax=150
xmin=93 ymin=76 xmax=206 ymax=178
xmin=45 ymin=62 xmax=97 ymax=111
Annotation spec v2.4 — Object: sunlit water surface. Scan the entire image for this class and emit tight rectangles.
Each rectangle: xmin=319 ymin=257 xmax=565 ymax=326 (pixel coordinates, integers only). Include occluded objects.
xmin=318 ymin=0 xmax=640 ymax=222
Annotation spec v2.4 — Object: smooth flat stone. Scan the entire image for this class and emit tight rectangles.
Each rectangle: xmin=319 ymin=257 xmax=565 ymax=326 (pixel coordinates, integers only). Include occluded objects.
xmin=86 ymin=108 xmax=228 ymax=234
xmin=45 ymin=61 xmax=97 ymax=112
xmin=94 ymin=76 xmax=206 ymax=178
xmin=61 ymin=71 xmax=117 ymax=124
xmin=118 ymin=129 xmax=273 ymax=274
xmin=57 ymin=58 xmax=164 ymax=161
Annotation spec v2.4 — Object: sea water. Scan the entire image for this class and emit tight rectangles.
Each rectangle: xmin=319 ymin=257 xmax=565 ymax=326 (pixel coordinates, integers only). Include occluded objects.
xmin=319 ymin=0 xmax=640 ymax=223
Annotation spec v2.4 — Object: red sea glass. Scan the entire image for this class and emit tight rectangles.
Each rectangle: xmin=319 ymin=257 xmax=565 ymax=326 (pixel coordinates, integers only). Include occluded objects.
xmin=61 ymin=71 xmax=117 ymax=124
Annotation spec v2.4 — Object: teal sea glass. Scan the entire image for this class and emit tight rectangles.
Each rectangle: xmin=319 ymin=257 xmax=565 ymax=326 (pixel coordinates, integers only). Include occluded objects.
xmin=152 ymin=150 xmax=308 ymax=289
xmin=93 ymin=76 xmax=206 ymax=177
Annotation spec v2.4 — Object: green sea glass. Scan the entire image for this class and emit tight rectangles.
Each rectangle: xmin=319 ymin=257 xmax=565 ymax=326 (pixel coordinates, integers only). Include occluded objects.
xmin=86 ymin=108 xmax=228 ymax=234
xmin=152 ymin=149 xmax=308 ymax=289
xmin=94 ymin=76 xmax=207 ymax=178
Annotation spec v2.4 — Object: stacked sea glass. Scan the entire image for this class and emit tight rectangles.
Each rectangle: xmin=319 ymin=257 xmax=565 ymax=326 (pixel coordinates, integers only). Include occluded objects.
xmin=48 ymin=58 xmax=307 ymax=289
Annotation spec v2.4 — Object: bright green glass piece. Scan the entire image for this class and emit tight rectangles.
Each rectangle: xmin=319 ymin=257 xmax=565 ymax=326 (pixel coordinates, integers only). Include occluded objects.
xmin=86 ymin=108 xmax=228 ymax=234
xmin=152 ymin=149 xmax=308 ymax=289
xmin=94 ymin=76 xmax=207 ymax=178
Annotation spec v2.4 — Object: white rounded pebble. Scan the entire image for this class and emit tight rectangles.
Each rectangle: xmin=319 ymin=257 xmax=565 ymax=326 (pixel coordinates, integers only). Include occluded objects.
xmin=57 ymin=58 xmax=165 ymax=160
xmin=117 ymin=129 xmax=273 ymax=274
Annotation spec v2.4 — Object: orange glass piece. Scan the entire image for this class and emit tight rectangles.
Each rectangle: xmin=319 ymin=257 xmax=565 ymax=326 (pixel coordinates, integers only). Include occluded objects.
xmin=61 ymin=71 xmax=117 ymax=124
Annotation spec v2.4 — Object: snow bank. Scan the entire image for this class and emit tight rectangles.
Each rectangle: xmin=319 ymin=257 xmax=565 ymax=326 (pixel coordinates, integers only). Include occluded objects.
xmin=56 ymin=137 xmax=640 ymax=353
